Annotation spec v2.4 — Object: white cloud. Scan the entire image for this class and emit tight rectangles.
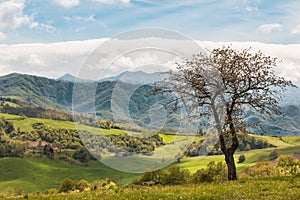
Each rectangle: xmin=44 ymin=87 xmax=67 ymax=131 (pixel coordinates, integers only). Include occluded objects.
xmin=0 ymin=32 xmax=7 ymax=40
xmin=29 ymin=22 xmax=56 ymax=33
xmin=246 ymin=5 xmax=258 ymax=12
xmin=199 ymin=41 xmax=300 ymax=84
xmin=26 ymin=54 xmax=45 ymax=66
xmin=63 ymin=15 xmax=95 ymax=23
xmin=89 ymin=0 xmax=130 ymax=4
xmin=258 ymin=23 xmax=282 ymax=33
xmin=75 ymin=27 xmax=85 ymax=32
xmin=0 ymin=0 xmax=32 ymax=30
xmin=53 ymin=0 xmax=80 ymax=8
xmin=84 ymin=15 xmax=95 ymax=23
xmin=0 ymin=39 xmax=299 ymax=85
xmin=0 ymin=0 xmax=55 ymax=34
xmin=292 ymin=25 xmax=300 ymax=35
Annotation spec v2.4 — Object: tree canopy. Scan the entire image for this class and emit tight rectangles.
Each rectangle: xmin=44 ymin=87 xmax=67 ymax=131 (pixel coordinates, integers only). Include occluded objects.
xmin=155 ymin=46 xmax=296 ymax=180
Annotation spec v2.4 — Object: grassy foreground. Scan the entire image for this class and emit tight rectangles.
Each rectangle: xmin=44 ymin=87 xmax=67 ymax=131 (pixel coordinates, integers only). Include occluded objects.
xmin=10 ymin=177 xmax=300 ymax=200
xmin=0 ymin=157 xmax=137 ymax=194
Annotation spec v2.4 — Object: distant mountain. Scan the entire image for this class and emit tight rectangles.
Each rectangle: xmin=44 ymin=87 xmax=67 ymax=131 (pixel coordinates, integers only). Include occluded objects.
xmin=57 ymin=71 xmax=165 ymax=84
xmin=99 ymin=71 xmax=166 ymax=84
xmin=57 ymin=73 xmax=91 ymax=83
xmin=246 ymin=105 xmax=300 ymax=136
xmin=281 ymin=86 xmax=300 ymax=106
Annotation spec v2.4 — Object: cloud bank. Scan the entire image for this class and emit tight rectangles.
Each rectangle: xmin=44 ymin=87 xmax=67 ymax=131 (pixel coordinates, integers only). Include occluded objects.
xmin=0 ymin=39 xmax=299 ymax=85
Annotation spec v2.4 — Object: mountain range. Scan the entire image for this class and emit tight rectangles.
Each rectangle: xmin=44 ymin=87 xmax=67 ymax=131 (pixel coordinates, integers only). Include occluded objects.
xmin=0 ymin=72 xmax=299 ymax=136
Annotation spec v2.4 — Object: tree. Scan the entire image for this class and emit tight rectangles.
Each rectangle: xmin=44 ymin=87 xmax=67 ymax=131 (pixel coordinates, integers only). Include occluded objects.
xmin=238 ymin=154 xmax=246 ymax=163
xmin=58 ymin=178 xmax=76 ymax=193
xmin=155 ymin=46 xmax=295 ymax=180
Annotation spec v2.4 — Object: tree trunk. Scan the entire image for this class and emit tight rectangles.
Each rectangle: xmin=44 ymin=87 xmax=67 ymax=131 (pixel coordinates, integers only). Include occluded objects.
xmin=224 ymin=150 xmax=237 ymax=180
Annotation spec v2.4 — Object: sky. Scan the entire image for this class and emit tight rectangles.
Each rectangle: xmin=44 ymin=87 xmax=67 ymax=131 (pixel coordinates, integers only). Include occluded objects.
xmin=0 ymin=0 xmax=300 ymax=83
xmin=1 ymin=0 xmax=300 ymax=44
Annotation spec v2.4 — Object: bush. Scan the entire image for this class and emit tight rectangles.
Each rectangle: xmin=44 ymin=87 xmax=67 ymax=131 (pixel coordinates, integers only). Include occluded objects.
xmin=276 ymin=155 xmax=300 ymax=176
xmin=76 ymin=179 xmax=90 ymax=192
xmin=238 ymin=154 xmax=246 ymax=163
xmin=137 ymin=169 xmax=166 ymax=185
xmin=192 ymin=161 xmax=227 ymax=183
xmin=239 ymin=161 xmax=276 ymax=179
xmin=269 ymin=149 xmax=279 ymax=160
xmin=44 ymin=188 xmax=58 ymax=195
xmin=58 ymin=178 xmax=76 ymax=193
xmin=136 ymin=167 xmax=190 ymax=186
xmin=162 ymin=166 xmax=190 ymax=185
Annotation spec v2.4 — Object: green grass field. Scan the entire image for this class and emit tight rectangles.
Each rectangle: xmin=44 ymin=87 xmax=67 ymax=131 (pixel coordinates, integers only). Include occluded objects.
xmin=0 ymin=113 xmax=134 ymax=135
xmin=8 ymin=177 xmax=300 ymax=200
xmin=1 ymin=112 xmax=300 ymax=195
xmin=0 ymin=157 xmax=138 ymax=194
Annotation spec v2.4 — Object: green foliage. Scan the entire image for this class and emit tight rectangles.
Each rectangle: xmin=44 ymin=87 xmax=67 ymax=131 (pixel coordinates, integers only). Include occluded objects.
xmin=240 ymin=155 xmax=300 ymax=179
xmin=276 ymin=155 xmax=300 ymax=176
xmin=186 ymin=134 xmax=275 ymax=157
xmin=72 ymin=147 xmax=91 ymax=163
xmin=135 ymin=167 xmax=190 ymax=186
xmin=238 ymin=154 xmax=246 ymax=163
xmin=58 ymin=178 xmax=76 ymax=193
xmin=240 ymin=161 xmax=276 ymax=178
xmin=192 ymin=161 xmax=227 ymax=183
xmin=269 ymin=149 xmax=279 ymax=160
xmin=162 ymin=166 xmax=190 ymax=185
xmin=135 ymin=169 xmax=166 ymax=185
xmin=76 ymin=179 xmax=90 ymax=192
xmin=108 ymin=134 xmax=164 ymax=154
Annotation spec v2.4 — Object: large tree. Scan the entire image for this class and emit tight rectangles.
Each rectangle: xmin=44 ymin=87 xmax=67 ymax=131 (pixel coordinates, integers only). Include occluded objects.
xmin=156 ymin=46 xmax=296 ymax=180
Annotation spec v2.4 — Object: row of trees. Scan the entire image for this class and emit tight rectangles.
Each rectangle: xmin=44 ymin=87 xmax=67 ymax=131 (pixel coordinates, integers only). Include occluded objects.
xmin=135 ymin=161 xmax=227 ymax=185
xmin=185 ymin=134 xmax=275 ymax=157
xmin=2 ymin=119 xmax=164 ymax=162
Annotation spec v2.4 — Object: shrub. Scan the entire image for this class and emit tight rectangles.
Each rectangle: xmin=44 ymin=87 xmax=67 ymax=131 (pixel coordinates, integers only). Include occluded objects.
xmin=238 ymin=154 xmax=246 ymax=163
xmin=76 ymin=179 xmax=90 ymax=192
xmin=192 ymin=161 xmax=227 ymax=183
xmin=276 ymin=155 xmax=300 ymax=176
xmin=44 ymin=188 xmax=58 ymax=195
xmin=162 ymin=166 xmax=190 ymax=185
xmin=239 ymin=161 xmax=276 ymax=178
xmin=58 ymin=178 xmax=76 ymax=193
xmin=269 ymin=149 xmax=279 ymax=160
xmin=137 ymin=169 xmax=166 ymax=185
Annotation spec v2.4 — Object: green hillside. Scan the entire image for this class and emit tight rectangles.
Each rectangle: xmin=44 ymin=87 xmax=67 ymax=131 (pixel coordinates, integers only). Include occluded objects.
xmin=1 ymin=111 xmax=299 ymax=194
xmin=0 ymin=157 xmax=137 ymax=194
xmin=1 ymin=73 xmax=300 ymax=135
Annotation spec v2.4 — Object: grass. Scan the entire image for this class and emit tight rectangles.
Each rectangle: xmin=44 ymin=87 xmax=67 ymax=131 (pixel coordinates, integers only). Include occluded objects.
xmin=282 ymin=136 xmax=300 ymax=146
xmin=0 ymin=113 xmax=134 ymax=135
xmin=1 ymin=112 xmax=300 ymax=195
xmin=0 ymin=157 xmax=138 ymax=194
xmin=173 ymin=135 xmax=300 ymax=173
xmin=159 ymin=133 xmax=202 ymax=144
xmin=9 ymin=177 xmax=300 ymax=199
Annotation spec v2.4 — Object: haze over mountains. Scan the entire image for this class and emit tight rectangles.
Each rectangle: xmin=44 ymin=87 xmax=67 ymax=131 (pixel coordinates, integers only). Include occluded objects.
xmin=0 ymin=71 xmax=299 ymax=136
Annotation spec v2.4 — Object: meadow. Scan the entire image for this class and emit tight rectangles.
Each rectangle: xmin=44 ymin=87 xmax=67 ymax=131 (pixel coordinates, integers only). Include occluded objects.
xmin=7 ymin=177 xmax=300 ymax=200
xmin=0 ymin=112 xmax=300 ymax=196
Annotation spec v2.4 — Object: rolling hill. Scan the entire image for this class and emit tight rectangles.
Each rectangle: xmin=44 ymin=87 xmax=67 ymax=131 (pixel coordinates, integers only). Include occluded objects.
xmin=0 ymin=72 xmax=299 ymax=136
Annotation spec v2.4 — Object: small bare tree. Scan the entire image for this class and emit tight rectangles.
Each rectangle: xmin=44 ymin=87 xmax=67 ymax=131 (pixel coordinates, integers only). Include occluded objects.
xmin=155 ymin=46 xmax=296 ymax=180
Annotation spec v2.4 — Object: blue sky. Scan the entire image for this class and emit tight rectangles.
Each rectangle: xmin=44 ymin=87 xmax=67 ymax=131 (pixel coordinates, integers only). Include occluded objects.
xmin=0 ymin=0 xmax=300 ymax=82
xmin=1 ymin=0 xmax=300 ymax=44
